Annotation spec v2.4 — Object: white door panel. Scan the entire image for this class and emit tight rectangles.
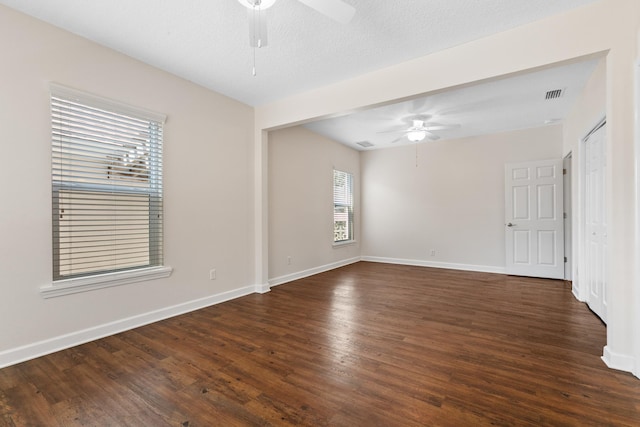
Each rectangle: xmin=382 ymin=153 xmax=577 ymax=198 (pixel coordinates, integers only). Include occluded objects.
xmin=538 ymin=230 xmax=556 ymax=265
xmin=513 ymin=230 xmax=530 ymax=264
xmin=505 ymin=159 xmax=564 ymax=279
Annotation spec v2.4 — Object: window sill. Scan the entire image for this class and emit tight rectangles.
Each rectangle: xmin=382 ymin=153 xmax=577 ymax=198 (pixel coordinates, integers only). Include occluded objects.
xmin=333 ymin=240 xmax=357 ymax=248
xmin=40 ymin=266 xmax=173 ymax=299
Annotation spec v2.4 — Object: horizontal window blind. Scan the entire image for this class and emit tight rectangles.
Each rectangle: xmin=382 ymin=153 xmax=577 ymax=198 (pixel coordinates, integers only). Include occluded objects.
xmin=51 ymin=86 xmax=165 ymax=280
xmin=333 ymin=169 xmax=354 ymax=243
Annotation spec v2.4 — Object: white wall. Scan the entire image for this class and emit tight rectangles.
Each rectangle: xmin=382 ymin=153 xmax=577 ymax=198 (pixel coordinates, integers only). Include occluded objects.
xmin=268 ymin=126 xmax=360 ymax=284
xmin=361 ymin=126 xmax=562 ymax=271
xmin=255 ymin=0 xmax=640 ymax=377
xmin=563 ymin=57 xmax=606 ymax=301
xmin=563 ymin=58 xmax=607 ymax=156
xmin=0 ymin=6 xmax=255 ymax=366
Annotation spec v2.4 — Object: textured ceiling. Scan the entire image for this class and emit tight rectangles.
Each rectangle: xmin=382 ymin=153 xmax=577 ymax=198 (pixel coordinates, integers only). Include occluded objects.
xmin=0 ymin=0 xmax=599 ymax=106
xmin=303 ymin=58 xmax=600 ymax=150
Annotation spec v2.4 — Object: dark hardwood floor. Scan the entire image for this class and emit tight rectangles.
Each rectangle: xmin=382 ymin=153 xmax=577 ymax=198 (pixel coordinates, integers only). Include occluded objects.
xmin=2 ymin=262 xmax=639 ymax=426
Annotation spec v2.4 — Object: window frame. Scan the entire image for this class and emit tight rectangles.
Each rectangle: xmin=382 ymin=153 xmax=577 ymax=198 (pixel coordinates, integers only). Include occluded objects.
xmin=333 ymin=169 xmax=355 ymax=245
xmin=42 ymin=84 xmax=171 ymax=298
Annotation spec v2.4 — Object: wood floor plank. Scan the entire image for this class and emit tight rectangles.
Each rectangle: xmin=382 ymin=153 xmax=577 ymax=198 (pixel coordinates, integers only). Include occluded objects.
xmin=1 ymin=262 xmax=640 ymax=426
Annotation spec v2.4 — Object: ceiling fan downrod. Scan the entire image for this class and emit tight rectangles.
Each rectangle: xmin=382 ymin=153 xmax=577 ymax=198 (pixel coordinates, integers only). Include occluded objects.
xmin=239 ymin=0 xmax=277 ymax=8
xmin=236 ymin=0 xmax=355 ymax=75
xmin=238 ymin=0 xmax=274 ymax=76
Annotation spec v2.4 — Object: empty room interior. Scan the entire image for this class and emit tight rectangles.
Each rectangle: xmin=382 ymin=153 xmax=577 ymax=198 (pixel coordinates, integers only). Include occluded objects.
xmin=1 ymin=0 xmax=640 ymax=425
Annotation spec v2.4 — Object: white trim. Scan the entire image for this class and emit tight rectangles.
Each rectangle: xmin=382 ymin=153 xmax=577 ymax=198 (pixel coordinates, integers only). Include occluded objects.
xmin=254 ymin=282 xmax=271 ymax=294
xmin=602 ymin=346 xmax=637 ymax=377
xmin=563 ymin=152 xmax=573 ymax=281
xmin=332 ymin=239 xmax=357 ymax=248
xmin=40 ymin=266 xmax=173 ymax=298
xmin=572 ymin=284 xmax=585 ymax=302
xmin=1 ymin=284 xmax=256 ymax=369
xmin=333 ymin=169 xmax=355 ymax=244
xmin=268 ymin=257 xmax=361 ymax=287
xmin=361 ymin=256 xmax=507 ymax=275
xmin=635 ymin=58 xmax=640 ymax=380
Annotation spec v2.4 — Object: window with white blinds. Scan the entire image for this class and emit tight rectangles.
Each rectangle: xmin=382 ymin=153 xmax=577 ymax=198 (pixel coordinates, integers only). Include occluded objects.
xmin=333 ymin=169 xmax=354 ymax=243
xmin=51 ymin=85 xmax=166 ymax=281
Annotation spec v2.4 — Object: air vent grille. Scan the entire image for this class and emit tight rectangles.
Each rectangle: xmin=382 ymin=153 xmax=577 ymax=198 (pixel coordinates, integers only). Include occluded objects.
xmin=356 ymin=141 xmax=374 ymax=148
xmin=545 ymin=89 xmax=564 ymax=100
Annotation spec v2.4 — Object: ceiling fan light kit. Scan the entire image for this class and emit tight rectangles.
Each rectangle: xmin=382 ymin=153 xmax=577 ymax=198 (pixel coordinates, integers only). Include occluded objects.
xmin=407 ymin=130 xmax=427 ymax=142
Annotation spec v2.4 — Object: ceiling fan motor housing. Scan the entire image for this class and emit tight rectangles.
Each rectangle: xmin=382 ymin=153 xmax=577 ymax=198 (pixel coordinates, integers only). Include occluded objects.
xmin=238 ymin=0 xmax=277 ymax=9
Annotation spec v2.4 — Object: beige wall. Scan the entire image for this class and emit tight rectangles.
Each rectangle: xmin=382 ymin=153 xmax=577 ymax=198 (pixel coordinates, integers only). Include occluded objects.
xmin=361 ymin=126 xmax=563 ymax=271
xmin=268 ymin=126 xmax=360 ymax=283
xmin=0 ymin=5 xmax=254 ymax=365
xmin=2 ymin=0 xmax=639 ymax=378
xmin=255 ymin=0 xmax=640 ymax=377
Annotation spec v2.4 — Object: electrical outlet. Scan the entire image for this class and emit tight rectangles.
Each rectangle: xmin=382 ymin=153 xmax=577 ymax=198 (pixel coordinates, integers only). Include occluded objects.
xmin=430 ymin=249 xmax=436 ymax=257
xmin=287 ymin=256 xmax=292 ymax=265
xmin=209 ymin=269 xmax=216 ymax=280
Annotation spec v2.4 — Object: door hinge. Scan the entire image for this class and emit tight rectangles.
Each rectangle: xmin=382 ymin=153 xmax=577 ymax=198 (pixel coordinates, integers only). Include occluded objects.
xmin=563 ymin=168 xmax=567 ymax=175
xmin=563 ymin=212 xmax=567 ymax=219
xmin=564 ymin=257 xmax=568 ymax=263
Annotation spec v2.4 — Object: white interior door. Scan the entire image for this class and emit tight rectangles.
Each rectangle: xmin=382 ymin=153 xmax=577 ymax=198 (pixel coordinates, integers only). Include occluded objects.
xmin=583 ymin=121 xmax=607 ymax=323
xmin=505 ymin=159 xmax=564 ymax=279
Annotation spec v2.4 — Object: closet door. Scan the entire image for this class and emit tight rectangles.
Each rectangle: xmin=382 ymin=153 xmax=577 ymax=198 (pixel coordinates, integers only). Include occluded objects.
xmin=583 ymin=121 xmax=607 ymax=323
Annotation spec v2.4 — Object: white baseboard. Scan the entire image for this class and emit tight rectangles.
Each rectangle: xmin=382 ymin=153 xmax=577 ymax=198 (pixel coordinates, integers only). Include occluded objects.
xmin=254 ymin=283 xmax=271 ymax=294
xmin=572 ymin=285 xmax=582 ymax=301
xmin=2 ymin=258 xmax=595 ymax=371
xmin=0 ymin=284 xmax=257 ymax=369
xmin=602 ymin=345 xmax=638 ymax=377
xmin=360 ymin=256 xmax=507 ymax=275
xmin=571 ymin=279 xmax=586 ymax=302
xmin=268 ymin=257 xmax=361 ymax=287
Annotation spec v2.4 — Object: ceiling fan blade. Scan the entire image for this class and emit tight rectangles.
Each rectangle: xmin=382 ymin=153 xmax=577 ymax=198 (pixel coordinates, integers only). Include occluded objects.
xmin=377 ymin=126 xmax=408 ymax=134
xmin=390 ymin=136 xmax=405 ymax=144
xmin=297 ymin=0 xmax=356 ymax=24
xmin=248 ymin=8 xmax=268 ymax=47
xmin=423 ymin=124 xmax=461 ymax=131
xmin=425 ymin=131 xmax=440 ymax=141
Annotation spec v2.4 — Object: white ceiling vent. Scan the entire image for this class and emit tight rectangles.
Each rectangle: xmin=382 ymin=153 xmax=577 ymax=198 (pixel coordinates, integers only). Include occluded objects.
xmin=545 ymin=88 xmax=565 ymax=100
xmin=356 ymin=141 xmax=374 ymax=148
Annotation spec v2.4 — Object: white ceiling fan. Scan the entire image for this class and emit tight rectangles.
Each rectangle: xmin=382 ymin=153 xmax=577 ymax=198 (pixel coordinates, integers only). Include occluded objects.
xmin=380 ymin=115 xmax=461 ymax=143
xmin=237 ymin=0 xmax=356 ymax=48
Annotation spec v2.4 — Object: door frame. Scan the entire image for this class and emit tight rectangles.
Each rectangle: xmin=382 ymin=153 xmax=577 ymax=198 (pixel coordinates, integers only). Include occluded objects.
xmin=577 ymin=116 xmax=606 ymax=305
xmin=634 ymin=59 xmax=640 ymax=378
xmin=563 ymin=153 xmax=572 ymax=281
